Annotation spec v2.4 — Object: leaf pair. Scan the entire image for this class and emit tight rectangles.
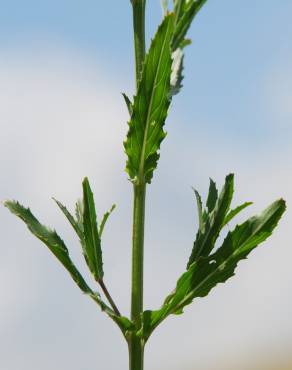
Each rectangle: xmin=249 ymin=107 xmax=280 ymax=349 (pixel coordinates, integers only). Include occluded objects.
xmin=139 ymin=174 xmax=285 ymax=340
xmin=4 ymin=178 xmax=133 ymax=336
xmin=124 ymin=1 xmax=208 ymax=184
xmin=54 ymin=178 xmax=111 ymax=282
xmin=188 ymin=174 xmax=252 ymax=266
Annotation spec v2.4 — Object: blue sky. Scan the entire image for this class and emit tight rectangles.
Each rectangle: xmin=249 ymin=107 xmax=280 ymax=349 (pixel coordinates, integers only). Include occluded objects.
xmin=1 ymin=1 xmax=291 ymax=148
xmin=1 ymin=1 xmax=292 ymax=135
xmin=0 ymin=0 xmax=292 ymax=141
xmin=0 ymin=2 xmax=292 ymax=370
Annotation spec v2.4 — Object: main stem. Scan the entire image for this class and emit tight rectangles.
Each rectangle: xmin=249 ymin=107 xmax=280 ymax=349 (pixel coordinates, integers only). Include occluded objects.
xmin=129 ymin=183 xmax=146 ymax=370
xmin=132 ymin=0 xmax=146 ymax=88
xmin=129 ymin=1 xmax=146 ymax=370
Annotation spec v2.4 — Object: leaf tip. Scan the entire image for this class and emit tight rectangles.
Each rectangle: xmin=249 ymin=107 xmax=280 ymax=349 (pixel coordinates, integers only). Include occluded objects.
xmin=82 ymin=176 xmax=89 ymax=186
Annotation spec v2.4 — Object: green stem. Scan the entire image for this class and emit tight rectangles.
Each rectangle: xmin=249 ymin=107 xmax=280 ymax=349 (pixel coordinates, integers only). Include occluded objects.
xmin=129 ymin=183 xmax=146 ymax=370
xmin=131 ymin=0 xmax=146 ymax=88
xmin=98 ymin=279 xmax=121 ymax=316
xmin=129 ymin=2 xmax=146 ymax=370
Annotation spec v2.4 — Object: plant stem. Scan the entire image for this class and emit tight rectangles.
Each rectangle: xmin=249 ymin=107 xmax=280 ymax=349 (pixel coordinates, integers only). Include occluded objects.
xmin=131 ymin=0 xmax=146 ymax=88
xmin=129 ymin=183 xmax=146 ymax=370
xmin=98 ymin=279 xmax=121 ymax=316
xmin=129 ymin=2 xmax=146 ymax=369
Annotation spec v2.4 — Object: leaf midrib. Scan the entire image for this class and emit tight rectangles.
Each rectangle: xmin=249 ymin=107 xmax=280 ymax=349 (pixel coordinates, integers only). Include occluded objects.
xmin=138 ymin=17 xmax=172 ymax=181
xmin=84 ymin=189 xmax=99 ymax=276
xmin=148 ymin=230 xmax=271 ymax=336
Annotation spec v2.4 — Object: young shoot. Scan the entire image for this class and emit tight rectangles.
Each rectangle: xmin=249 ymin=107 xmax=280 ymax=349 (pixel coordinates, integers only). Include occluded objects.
xmin=5 ymin=1 xmax=286 ymax=370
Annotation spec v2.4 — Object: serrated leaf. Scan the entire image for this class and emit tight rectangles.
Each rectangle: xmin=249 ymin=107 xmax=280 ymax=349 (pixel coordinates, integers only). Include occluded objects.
xmin=53 ymin=198 xmax=83 ymax=241
xmin=4 ymin=200 xmax=91 ymax=294
xmin=4 ymin=199 xmax=133 ymax=337
xmin=224 ymin=202 xmax=253 ymax=226
xmin=122 ymin=93 xmax=133 ymax=116
xmin=124 ymin=14 xmax=175 ymax=184
xmin=82 ymin=177 xmax=103 ymax=280
xmin=140 ymin=198 xmax=286 ymax=340
xmin=53 ymin=197 xmax=89 ymax=266
xmin=99 ymin=204 xmax=116 ymax=237
xmin=187 ymin=174 xmax=234 ymax=267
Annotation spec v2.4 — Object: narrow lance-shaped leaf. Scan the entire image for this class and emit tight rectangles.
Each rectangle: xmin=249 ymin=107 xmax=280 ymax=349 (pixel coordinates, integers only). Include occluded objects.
xmin=187 ymin=174 xmax=234 ymax=267
xmin=99 ymin=204 xmax=116 ymax=237
xmin=192 ymin=188 xmax=204 ymax=232
xmin=82 ymin=177 xmax=103 ymax=280
xmin=169 ymin=0 xmax=206 ymax=96
xmin=5 ymin=200 xmax=134 ymax=337
xmin=173 ymin=0 xmax=186 ymax=21
xmin=4 ymin=200 xmax=90 ymax=294
xmin=53 ymin=198 xmax=84 ymax=241
xmin=223 ymin=202 xmax=253 ymax=226
xmin=75 ymin=199 xmax=84 ymax=232
xmin=124 ymin=14 xmax=175 ymax=184
xmin=52 ymin=197 xmax=90 ymax=268
xmin=140 ymin=198 xmax=286 ymax=340
xmin=206 ymin=178 xmax=218 ymax=213
xmin=172 ymin=0 xmax=208 ymax=50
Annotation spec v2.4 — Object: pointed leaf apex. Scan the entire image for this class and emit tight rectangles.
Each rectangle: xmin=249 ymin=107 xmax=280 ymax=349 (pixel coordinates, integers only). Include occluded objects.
xmin=206 ymin=177 xmax=218 ymax=213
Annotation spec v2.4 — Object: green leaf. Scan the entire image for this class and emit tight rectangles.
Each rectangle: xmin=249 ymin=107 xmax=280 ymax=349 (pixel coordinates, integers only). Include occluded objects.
xmin=187 ymin=174 xmax=234 ymax=267
xmin=206 ymin=178 xmax=218 ymax=213
xmin=82 ymin=177 xmax=103 ymax=280
xmin=122 ymin=93 xmax=133 ymax=116
xmin=75 ymin=199 xmax=84 ymax=232
xmin=173 ymin=0 xmax=188 ymax=27
xmin=53 ymin=198 xmax=84 ymax=241
xmin=4 ymin=199 xmax=134 ymax=338
xmin=192 ymin=188 xmax=204 ymax=232
xmin=99 ymin=204 xmax=116 ymax=237
xmin=172 ymin=0 xmax=208 ymax=50
xmin=224 ymin=202 xmax=253 ymax=226
xmin=140 ymin=198 xmax=286 ymax=340
xmin=53 ymin=197 xmax=90 ymax=265
xmin=169 ymin=0 xmax=206 ymax=96
xmin=124 ymin=14 xmax=175 ymax=184
xmin=4 ymin=200 xmax=91 ymax=294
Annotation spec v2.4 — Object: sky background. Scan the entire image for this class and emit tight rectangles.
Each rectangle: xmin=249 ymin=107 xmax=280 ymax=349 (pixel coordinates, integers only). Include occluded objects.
xmin=0 ymin=1 xmax=292 ymax=370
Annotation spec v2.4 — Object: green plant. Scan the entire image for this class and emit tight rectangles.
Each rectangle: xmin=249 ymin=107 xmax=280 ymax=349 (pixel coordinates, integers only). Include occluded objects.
xmin=4 ymin=1 xmax=286 ymax=370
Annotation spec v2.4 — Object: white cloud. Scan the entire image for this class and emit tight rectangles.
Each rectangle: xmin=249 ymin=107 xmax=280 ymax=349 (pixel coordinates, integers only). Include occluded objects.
xmin=0 ymin=48 xmax=291 ymax=370
xmin=262 ymin=57 xmax=292 ymax=126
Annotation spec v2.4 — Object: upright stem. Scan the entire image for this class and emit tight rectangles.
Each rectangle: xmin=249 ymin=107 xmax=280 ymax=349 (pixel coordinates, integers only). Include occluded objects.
xmin=131 ymin=0 xmax=146 ymax=88
xmin=129 ymin=1 xmax=146 ymax=370
xmin=129 ymin=183 xmax=146 ymax=370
